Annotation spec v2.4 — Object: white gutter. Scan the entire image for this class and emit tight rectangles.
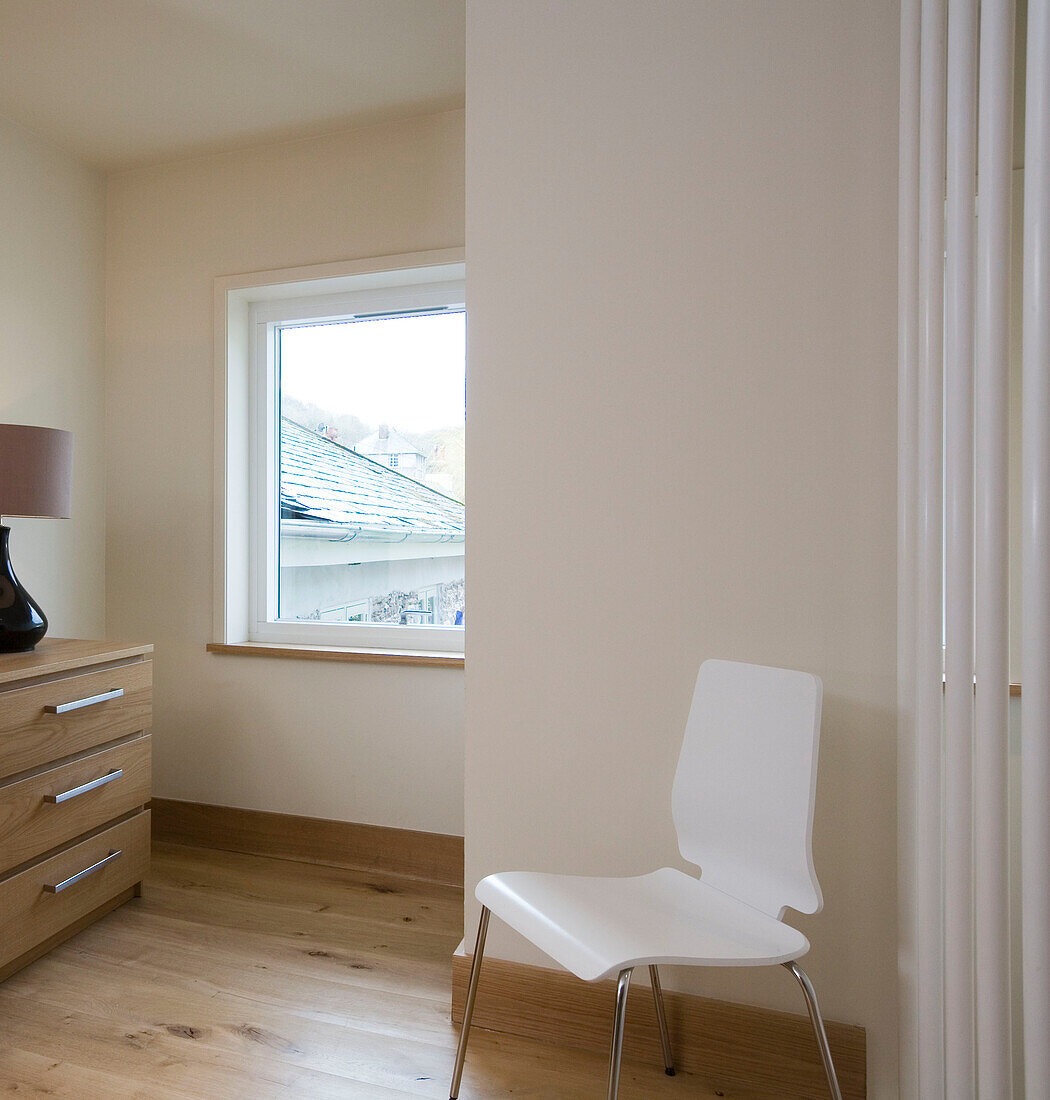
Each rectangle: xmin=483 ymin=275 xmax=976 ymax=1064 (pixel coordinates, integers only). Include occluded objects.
xmin=280 ymin=519 xmax=463 ymax=544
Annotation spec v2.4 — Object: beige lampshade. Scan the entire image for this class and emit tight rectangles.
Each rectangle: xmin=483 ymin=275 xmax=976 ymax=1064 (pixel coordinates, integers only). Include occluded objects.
xmin=0 ymin=425 xmax=73 ymax=519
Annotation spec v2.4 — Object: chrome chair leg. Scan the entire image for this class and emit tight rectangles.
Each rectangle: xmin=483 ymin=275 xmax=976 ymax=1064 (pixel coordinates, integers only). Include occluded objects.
xmin=607 ymin=967 xmax=634 ymax=1100
xmin=648 ymin=965 xmax=676 ymax=1075
xmin=449 ymin=906 xmax=491 ymax=1099
xmin=783 ymin=961 xmax=843 ymax=1100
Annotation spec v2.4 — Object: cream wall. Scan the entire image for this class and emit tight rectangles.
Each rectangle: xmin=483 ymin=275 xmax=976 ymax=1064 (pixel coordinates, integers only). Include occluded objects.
xmin=0 ymin=117 xmax=105 ymax=639
xmin=465 ymin=2 xmax=899 ymax=1095
xmin=105 ymin=111 xmax=465 ymax=834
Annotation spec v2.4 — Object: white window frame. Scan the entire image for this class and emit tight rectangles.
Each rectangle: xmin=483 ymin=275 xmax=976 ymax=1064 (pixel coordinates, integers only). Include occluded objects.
xmin=214 ymin=249 xmax=466 ymax=654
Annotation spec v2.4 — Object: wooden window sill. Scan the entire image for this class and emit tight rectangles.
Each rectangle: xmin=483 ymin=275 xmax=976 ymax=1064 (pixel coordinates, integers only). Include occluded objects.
xmin=206 ymin=642 xmax=463 ymax=668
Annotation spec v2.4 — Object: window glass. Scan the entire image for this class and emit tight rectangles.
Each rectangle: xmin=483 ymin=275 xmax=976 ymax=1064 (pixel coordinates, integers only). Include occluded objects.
xmin=276 ymin=310 xmax=465 ymax=629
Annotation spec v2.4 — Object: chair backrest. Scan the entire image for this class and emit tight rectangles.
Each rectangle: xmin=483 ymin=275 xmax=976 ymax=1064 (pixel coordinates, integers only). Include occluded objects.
xmin=671 ymin=659 xmax=823 ymax=919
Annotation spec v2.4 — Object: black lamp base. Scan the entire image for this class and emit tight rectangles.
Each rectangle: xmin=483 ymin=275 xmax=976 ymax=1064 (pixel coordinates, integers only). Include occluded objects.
xmin=0 ymin=525 xmax=47 ymax=652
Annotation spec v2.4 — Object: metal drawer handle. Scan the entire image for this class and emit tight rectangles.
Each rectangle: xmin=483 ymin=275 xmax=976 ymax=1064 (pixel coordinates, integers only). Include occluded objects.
xmin=43 ymin=849 xmax=122 ymax=894
xmin=44 ymin=688 xmax=124 ymax=715
xmin=43 ymin=769 xmax=123 ymax=804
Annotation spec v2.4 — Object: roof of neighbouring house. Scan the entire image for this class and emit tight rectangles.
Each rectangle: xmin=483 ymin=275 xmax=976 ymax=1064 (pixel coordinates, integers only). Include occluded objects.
xmin=280 ymin=418 xmax=463 ymax=539
xmin=355 ymin=425 xmax=424 ymax=458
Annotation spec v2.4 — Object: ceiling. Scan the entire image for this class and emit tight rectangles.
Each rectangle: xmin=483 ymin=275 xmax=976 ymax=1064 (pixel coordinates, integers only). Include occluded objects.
xmin=0 ymin=0 xmax=465 ymax=170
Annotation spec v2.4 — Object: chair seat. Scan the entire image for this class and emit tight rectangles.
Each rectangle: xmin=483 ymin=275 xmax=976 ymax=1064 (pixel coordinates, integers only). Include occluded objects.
xmin=476 ymin=867 xmax=810 ymax=982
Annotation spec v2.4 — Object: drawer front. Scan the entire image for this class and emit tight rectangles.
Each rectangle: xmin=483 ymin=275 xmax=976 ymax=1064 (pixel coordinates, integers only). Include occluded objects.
xmin=0 ymin=737 xmax=151 ymax=871
xmin=0 ymin=660 xmax=152 ymax=780
xmin=0 ymin=811 xmax=150 ymax=968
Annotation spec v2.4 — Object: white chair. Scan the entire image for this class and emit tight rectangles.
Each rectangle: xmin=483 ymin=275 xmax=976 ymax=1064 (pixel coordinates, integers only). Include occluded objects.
xmin=449 ymin=659 xmax=843 ymax=1100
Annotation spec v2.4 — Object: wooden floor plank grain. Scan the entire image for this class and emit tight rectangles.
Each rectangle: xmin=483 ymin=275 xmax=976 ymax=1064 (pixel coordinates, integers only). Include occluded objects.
xmin=0 ymin=1047 xmax=195 ymax=1100
xmin=0 ymin=843 xmax=733 ymax=1098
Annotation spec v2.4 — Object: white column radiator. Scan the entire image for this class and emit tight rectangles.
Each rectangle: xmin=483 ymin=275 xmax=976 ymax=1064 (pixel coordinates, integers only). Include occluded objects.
xmin=898 ymin=0 xmax=1047 ymax=1096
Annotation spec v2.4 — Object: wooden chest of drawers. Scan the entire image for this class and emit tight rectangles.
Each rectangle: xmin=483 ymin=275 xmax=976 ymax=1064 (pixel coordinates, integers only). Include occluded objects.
xmin=0 ymin=638 xmax=152 ymax=981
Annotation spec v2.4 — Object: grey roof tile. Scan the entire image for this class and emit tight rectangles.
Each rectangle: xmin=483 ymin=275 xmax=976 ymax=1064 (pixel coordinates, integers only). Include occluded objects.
xmin=280 ymin=417 xmax=464 ymax=539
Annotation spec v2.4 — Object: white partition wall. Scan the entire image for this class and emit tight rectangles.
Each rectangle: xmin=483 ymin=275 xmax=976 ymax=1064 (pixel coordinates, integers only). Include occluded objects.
xmin=467 ymin=1 xmax=901 ymax=1092
xmin=899 ymin=1 xmax=1038 ymax=1095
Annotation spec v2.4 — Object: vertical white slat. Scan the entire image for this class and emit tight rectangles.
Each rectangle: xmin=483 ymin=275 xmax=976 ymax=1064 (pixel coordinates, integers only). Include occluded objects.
xmin=917 ymin=0 xmax=948 ymax=1091
xmin=1023 ymin=0 xmax=1050 ymax=1092
xmin=898 ymin=0 xmax=922 ymax=1094
xmin=944 ymin=0 xmax=978 ymax=1092
xmin=974 ymin=0 xmax=1015 ymax=1093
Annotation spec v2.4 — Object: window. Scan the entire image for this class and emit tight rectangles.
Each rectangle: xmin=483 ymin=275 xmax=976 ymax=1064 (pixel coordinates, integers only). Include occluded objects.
xmin=217 ymin=252 xmax=466 ymax=654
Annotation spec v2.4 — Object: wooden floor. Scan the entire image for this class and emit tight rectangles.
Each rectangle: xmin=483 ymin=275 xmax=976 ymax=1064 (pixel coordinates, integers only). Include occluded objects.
xmin=0 ymin=843 xmax=752 ymax=1098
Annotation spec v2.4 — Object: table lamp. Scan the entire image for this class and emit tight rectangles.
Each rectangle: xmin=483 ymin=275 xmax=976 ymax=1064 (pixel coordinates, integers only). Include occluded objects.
xmin=0 ymin=425 xmax=73 ymax=652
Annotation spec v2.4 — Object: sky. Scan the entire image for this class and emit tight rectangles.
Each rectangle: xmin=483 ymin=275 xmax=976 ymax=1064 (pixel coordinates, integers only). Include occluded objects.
xmin=279 ymin=311 xmax=465 ymax=433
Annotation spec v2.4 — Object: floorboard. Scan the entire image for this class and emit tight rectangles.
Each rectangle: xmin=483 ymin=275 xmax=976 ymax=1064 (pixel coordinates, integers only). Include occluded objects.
xmin=0 ymin=842 xmax=747 ymax=1098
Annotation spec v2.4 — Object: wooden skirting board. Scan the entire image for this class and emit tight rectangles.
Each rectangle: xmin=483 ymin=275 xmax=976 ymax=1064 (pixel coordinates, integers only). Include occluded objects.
xmin=150 ymin=798 xmax=463 ymax=886
xmin=452 ymin=953 xmax=866 ymax=1100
